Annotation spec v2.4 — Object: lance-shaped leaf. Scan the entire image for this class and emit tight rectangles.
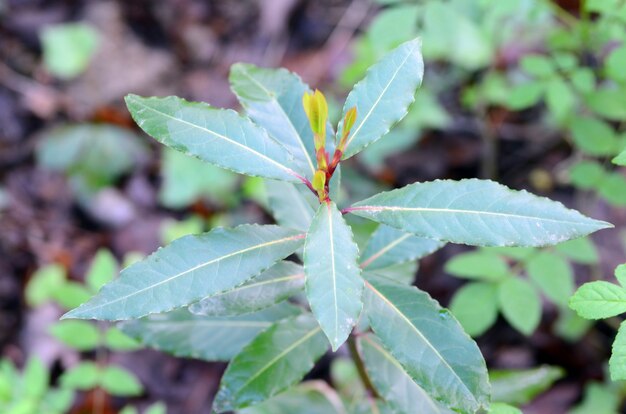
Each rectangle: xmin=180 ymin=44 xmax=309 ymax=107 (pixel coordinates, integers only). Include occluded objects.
xmin=63 ymin=225 xmax=305 ymax=320
xmin=125 ymin=94 xmax=306 ymax=182
xmin=360 ymin=224 xmax=444 ymax=270
xmin=304 ymin=201 xmax=363 ymax=351
xmin=230 ymin=63 xmax=317 ymax=177
xmin=189 ymin=261 xmax=304 ymax=316
xmin=358 ymin=334 xmax=455 ymax=414
xmin=338 ymin=38 xmax=424 ymax=159
xmin=364 ymin=275 xmax=490 ymax=413
xmin=348 ymin=179 xmax=611 ymax=247
xmin=490 ymin=366 xmax=564 ymax=405
xmin=213 ymin=313 xmax=328 ymax=412
xmin=265 ymin=180 xmax=317 ymax=232
xmin=120 ymin=303 xmax=300 ymax=361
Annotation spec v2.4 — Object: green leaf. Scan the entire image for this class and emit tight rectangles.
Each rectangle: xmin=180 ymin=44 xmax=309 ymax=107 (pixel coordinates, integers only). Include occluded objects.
xmin=49 ymin=320 xmax=100 ymax=351
xmin=145 ymin=402 xmax=167 ymax=414
xmin=450 ymin=282 xmax=499 ymax=337
xmin=360 ymin=225 xmax=443 ymax=270
xmin=121 ymin=304 xmax=300 ymax=361
xmin=570 ymin=382 xmax=620 ymax=414
xmin=189 ymin=261 xmax=304 ymax=316
xmin=364 ymin=261 xmax=419 ymax=286
xmin=23 ymin=357 xmax=48 ymax=398
xmin=358 ymin=334 xmax=454 ymax=414
xmin=364 ymin=275 xmax=490 ymax=413
xmin=606 ymin=46 xmax=626 ymax=82
xmin=489 ymin=403 xmax=522 ymax=414
xmin=349 ymin=179 xmax=611 ymax=247
xmin=338 ymin=38 xmax=424 ymax=159
xmin=265 ymin=180 xmax=317 ymax=232
xmin=60 ymin=362 xmax=100 ymax=390
xmin=505 ymin=82 xmax=544 ymax=110
xmin=366 ymin=5 xmax=419 ymax=52
xmin=498 ymin=278 xmax=541 ymax=335
xmin=229 ymin=63 xmax=317 ymax=177
xmin=160 ymin=216 xmax=204 ymax=245
xmin=445 ymin=251 xmax=510 ymax=281
xmin=304 ymin=201 xmax=363 ymax=351
xmin=610 ymin=321 xmax=626 ymax=380
xmin=569 ymin=281 xmax=626 ymax=319
xmin=599 ymin=173 xmax=626 ymax=207
xmin=571 ymin=68 xmax=596 ymax=94
xmin=555 ymin=237 xmax=599 ymax=264
xmin=520 ymin=55 xmax=555 ymax=77
xmin=213 ymin=313 xmax=329 ymax=412
xmin=238 ymin=382 xmax=346 ymax=414
xmin=545 ymin=77 xmax=576 ymax=122
xmin=103 ymin=327 xmax=142 ymax=351
xmin=85 ymin=248 xmax=117 ymax=293
xmin=526 ymin=251 xmax=574 ymax=306
xmin=490 ymin=365 xmax=564 ymax=405
xmin=615 ymin=264 xmax=626 ymax=287
xmin=25 ymin=264 xmax=65 ymax=307
xmin=40 ymin=23 xmax=99 ymax=79
xmin=63 ymin=225 xmax=304 ymax=320
xmin=159 ymin=148 xmax=239 ymax=209
xmin=613 ymin=149 xmax=626 ymax=166
xmin=125 ymin=94 xmax=306 ymax=182
xmin=585 ymin=89 xmax=626 ymax=121
xmin=100 ymin=366 xmax=142 ymax=396
xmin=569 ymin=161 xmax=606 ymax=189
xmin=52 ymin=282 xmax=91 ymax=310
xmin=569 ymin=117 xmax=619 ymax=156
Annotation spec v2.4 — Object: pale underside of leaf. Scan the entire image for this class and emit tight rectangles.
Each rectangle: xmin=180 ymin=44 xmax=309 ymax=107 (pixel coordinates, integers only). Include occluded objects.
xmin=188 ymin=261 xmax=304 ymax=316
xmin=265 ymin=180 xmax=317 ymax=232
xmin=350 ymin=179 xmax=611 ymax=247
xmin=125 ymin=94 xmax=306 ymax=182
xmin=120 ymin=303 xmax=300 ymax=361
xmin=63 ymin=225 xmax=304 ymax=320
xmin=364 ymin=275 xmax=490 ymax=413
xmin=360 ymin=224 xmax=444 ymax=270
xmin=304 ymin=201 xmax=364 ymax=351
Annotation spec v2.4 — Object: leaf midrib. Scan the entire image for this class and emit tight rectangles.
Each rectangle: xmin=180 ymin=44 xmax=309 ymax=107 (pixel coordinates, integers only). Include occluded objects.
xmin=351 ymin=205 xmax=601 ymax=227
xmin=130 ymin=96 xmax=299 ymax=178
xmin=237 ymin=67 xmax=316 ymax=175
xmin=365 ymin=280 xmax=475 ymax=404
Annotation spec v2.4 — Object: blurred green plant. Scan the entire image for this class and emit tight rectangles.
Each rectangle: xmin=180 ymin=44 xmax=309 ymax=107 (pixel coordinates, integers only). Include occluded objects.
xmin=0 ymin=357 xmax=73 ymax=414
xmin=26 ymin=249 xmax=150 ymax=409
xmin=36 ymin=124 xmax=147 ymax=202
xmin=447 ymin=238 xmax=598 ymax=337
xmin=40 ymin=23 xmax=99 ymax=79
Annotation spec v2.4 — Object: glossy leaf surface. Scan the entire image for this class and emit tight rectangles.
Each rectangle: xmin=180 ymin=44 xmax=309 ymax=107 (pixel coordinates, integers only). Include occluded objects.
xmin=349 ymin=179 xmax=610 ymax=247
xmin=125 ymin=94 xmax=305 ymax=182
xmin=339 ymin=38 xmax=424 ymax=159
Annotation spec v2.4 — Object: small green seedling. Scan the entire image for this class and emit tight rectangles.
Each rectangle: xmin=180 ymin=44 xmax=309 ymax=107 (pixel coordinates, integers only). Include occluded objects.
xmin=26 ymin=250 xmax=145 ymax=407
xmin=61 ymin=38 xmax=611 ymax=413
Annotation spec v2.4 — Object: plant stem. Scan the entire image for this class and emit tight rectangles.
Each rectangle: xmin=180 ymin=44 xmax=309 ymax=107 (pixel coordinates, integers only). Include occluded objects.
xmin=347 ymin=335 xmax=380 ymax=399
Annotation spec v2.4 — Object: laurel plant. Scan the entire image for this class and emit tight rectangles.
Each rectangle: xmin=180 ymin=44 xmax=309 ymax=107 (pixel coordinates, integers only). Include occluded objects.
xmin=61 ymin=38 xmax=612 ymax=414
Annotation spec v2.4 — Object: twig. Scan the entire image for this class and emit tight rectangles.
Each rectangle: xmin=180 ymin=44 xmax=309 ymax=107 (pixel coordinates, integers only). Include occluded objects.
xmin=347 ymin=335 xmax=381 ymax=399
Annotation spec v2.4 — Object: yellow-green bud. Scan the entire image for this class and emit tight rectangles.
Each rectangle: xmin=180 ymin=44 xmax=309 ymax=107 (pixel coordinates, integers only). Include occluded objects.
xmin=302 ymin=90 xmax=328 ymax=149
